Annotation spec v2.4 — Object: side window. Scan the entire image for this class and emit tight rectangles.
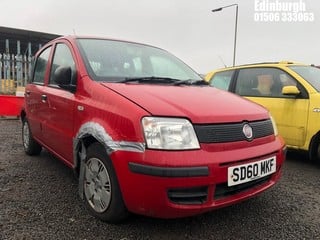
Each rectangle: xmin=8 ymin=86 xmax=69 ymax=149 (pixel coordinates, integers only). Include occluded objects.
xmin=235 ymin=68 xmax=297 ymax=97
xmin=49 ymin=43 xmax=76 ymax=86
xmin=33 ymin=47 xmax=52 ymax=84
xmin=209 ymin=70 xmax=234 ymax=91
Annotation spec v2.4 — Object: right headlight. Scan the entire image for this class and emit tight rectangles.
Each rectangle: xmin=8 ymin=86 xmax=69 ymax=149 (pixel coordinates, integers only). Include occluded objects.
xmin=269 ymin=113 xmax=278 ymax=136
xmin=141 ymin=117 xmax=200 ymax=150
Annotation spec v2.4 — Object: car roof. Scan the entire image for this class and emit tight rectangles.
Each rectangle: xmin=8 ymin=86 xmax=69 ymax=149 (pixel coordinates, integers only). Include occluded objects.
xmin=210 ymin=61 xmax=312 ymax=73
xmin=46 ymin=35 xmax=162 ymax=50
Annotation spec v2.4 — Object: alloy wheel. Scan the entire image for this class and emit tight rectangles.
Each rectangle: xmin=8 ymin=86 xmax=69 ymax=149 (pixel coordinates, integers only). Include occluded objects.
xmin=84 ymin=157 xmax=111 ymax=213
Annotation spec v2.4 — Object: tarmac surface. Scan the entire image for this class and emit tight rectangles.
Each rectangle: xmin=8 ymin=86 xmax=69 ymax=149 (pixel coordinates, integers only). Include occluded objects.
xmin=1 ymin=119 xmax=320 ymax=240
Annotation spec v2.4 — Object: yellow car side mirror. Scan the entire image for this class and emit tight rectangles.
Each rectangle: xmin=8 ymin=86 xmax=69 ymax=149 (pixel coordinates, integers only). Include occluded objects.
xmin=282 ymin=86 xmax=300 ymax=95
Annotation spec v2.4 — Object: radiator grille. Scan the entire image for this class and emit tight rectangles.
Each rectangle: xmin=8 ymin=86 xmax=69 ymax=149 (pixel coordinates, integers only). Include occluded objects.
xmin=194 ymin=119 xmax=274 ymax=143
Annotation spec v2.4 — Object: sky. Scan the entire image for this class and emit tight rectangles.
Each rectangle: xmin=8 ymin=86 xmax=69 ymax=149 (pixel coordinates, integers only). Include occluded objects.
xmin=1 ymin=0 xmax=320 ymax=74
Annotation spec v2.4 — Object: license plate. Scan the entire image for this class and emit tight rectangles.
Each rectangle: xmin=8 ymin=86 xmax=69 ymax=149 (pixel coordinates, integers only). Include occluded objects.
xmin=228 ymin=156 xmax=276 ymax=187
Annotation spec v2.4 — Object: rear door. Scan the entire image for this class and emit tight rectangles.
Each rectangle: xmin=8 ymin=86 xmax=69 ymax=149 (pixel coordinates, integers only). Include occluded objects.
xmin=234 ymin=67 xmax=309 ymax=147
xmin=25 ymin=46 xmax=52 ymax=143
xmin=40 ymin=41 xmax=77 ymax=165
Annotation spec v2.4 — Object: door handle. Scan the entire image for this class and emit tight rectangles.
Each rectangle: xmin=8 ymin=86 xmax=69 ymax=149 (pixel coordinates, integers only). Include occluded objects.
xmin=41 ymin=94 xmax=47 ymax=103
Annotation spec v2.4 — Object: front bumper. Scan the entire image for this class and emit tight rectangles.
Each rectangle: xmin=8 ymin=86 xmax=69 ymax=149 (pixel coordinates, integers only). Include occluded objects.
xmin=111 ymin=136 xmax=286 ymax=218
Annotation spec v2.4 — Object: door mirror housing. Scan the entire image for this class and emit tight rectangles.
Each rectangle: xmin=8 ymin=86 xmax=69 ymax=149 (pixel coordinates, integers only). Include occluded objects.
xmin=53 ymin=66 xmax=76 ymax=92
xmin=282 ymin=86 xmax=300 ymax=96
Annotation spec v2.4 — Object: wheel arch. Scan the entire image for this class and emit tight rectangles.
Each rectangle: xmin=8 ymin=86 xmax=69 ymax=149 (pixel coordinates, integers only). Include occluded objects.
xmin=73 ymin=121 xmax=145 ymax=199
xmin=20 ymin=110 xmax=26 ymax=122
xmin=73 ymin=122 xmax=116 ymax=177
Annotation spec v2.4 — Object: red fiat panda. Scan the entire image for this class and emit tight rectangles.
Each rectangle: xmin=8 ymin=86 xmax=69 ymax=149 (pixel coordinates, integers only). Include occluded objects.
xmin=21 ymin=36 xmax=286 ymax=223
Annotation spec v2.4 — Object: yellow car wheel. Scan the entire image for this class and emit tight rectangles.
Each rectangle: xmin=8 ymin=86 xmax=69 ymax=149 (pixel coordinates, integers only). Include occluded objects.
xmin=309 ymin=134 xmax=320 ymax=163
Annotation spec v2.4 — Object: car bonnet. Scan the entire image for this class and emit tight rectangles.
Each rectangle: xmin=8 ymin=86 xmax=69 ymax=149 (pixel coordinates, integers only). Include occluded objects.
xmin=102 ymin=83 xmax=269 ymax=124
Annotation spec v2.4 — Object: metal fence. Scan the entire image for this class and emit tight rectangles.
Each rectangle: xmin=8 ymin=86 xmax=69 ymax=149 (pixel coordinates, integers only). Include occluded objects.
xmin=0 ymin=39 xmax=35 ymax=95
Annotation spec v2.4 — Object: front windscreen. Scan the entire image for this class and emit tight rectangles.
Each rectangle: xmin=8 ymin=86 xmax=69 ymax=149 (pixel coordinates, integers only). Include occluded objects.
xmin=76 ymin=38 xmax=202 ymax=82
xmin=288 ymin=65 xmax=320 ymax=92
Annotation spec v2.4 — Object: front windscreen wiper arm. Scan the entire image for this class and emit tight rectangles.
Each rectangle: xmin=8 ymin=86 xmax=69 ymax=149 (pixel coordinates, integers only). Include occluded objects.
xmin=119 ymin=76 xmax=178 ymax=84
xmin=118 ymin=77 xmax=208 ymax=86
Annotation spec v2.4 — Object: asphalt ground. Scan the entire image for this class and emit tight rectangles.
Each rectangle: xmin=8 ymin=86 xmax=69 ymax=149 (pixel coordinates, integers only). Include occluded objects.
xmin=1 ymin=119 xmax=320 ymax=240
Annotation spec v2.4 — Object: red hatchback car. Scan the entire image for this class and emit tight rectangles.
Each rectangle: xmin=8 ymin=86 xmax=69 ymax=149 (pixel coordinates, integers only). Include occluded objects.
xmin=21 ymin=36 xmax=286 ymax=222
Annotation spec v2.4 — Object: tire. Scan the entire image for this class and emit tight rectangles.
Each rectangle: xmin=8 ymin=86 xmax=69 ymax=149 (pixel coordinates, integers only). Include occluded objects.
xmin=82 ymin=143 xmax=128 ymax=223
xmin=309 ymin=134 xmax=320 ymax=163
xmin=22 ymin=118 xmax=42 ymax=156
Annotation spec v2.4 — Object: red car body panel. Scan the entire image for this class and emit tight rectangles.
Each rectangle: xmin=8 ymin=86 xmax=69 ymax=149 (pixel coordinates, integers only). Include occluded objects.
xmin=22 ymin=36 xmax=286 ymax=219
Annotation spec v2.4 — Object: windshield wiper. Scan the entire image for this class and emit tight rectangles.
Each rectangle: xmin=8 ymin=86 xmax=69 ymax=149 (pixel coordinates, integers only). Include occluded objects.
xmin=173 ymin=79 xmax=209 ymax=86
xmin=118 ymin=77 xmax=209 ymax=86
xmin=119 ymin=76 xmax=179 ymax=84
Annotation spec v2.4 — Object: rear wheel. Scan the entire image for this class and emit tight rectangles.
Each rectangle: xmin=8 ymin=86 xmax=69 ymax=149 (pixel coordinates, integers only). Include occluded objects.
xmin=22 ymin=118 xmax=42 ymax=155
xmin=82 ymin=143 xmax=128 ymax=223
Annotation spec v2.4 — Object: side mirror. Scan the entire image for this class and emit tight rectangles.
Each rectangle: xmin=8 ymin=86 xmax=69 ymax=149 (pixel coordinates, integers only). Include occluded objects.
xmin=53 ymin=66 xmax=76 ymax=92
xmin=282 ymin=86 xmax=300 ymax=96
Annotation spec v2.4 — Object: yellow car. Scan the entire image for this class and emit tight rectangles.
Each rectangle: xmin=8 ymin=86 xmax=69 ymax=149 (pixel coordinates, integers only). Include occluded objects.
xmin=205 ymin=61 xmax=320 ymax=162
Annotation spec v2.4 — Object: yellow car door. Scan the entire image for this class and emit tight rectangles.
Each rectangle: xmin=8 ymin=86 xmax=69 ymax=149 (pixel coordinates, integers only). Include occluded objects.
xmin=247 ymin=96 xmax=309 ymax=147
xmin=236 ymin=67 xmax=309 ymax=148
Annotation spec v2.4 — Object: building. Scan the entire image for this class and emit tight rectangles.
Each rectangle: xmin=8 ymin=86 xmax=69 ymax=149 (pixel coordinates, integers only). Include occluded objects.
xmin=0 ymin=26 xmax=60 ymax=117
xmin=0 ymin=26 xmax=60 ymax=56
xmin=0 ymin=26 xmax=60 ymax=94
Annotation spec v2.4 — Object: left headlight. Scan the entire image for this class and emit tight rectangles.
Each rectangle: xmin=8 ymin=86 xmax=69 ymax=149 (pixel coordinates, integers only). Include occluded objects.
xmin=141 ymin=117 xmax=200 ymax=150
xmin=269 ymin=113 xmax=278 ymax=136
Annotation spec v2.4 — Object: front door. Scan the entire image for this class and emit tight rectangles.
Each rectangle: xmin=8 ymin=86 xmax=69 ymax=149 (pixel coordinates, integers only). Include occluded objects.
xmin=41 ymin=42 xmax=77 ymax=165
xmin=235 ymin=67 xmax=309 ymax=147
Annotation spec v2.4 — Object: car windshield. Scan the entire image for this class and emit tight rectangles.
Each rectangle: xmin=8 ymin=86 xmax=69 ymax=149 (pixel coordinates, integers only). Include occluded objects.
xmin=288 ymin=65 xmax=320 ymax=92
xmin=76 ymin=38 xmax=202 ymax=83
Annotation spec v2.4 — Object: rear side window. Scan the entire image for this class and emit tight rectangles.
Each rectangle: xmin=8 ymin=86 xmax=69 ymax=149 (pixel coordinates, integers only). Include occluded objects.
xmin=33 ymin=47 xmax=51 ymax=84
xmin=209 ymin=70 xmax=234 ymax=91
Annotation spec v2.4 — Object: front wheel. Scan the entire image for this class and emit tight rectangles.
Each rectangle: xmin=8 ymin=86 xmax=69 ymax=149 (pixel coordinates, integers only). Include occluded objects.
xmin=22 ymin=118 xmax=42 ymax=155
xmin=82 ymin=143 xmax=128 ymax=223
xmin=309 ymin=134 xmax=320 ymax=163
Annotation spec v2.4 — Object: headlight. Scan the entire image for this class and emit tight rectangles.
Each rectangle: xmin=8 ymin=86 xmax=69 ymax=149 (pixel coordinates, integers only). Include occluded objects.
xmin=269 ymin=113 xmax=278 ymax=136
xmin=141 ymin=117 xmax=200 ymax=150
